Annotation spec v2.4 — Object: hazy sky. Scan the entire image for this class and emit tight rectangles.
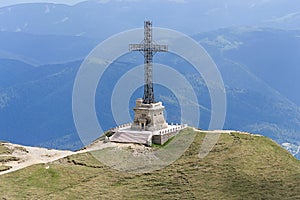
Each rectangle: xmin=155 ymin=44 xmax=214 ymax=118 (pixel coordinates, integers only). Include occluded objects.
xmin=0 ymin=0 xmax=85 ymax=8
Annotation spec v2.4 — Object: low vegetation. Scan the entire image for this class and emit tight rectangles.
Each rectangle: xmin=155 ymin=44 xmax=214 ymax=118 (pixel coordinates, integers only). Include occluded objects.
xmin=0 ymin=143 xmax=21 ymax=172
xmin=0 ymin=156 xmax=19 ymax=163
xmin=0 ymin=166 xmax=12 ymax=172
xmin=0 ymin=143 xmax=12 ymax=155
xmin=13 ymin=146 xmax=29 ymax=153
xmin=0 ymin=144 xmax=15 ymax=173
xmin=0 ymin=130 xmax=299 ymax=199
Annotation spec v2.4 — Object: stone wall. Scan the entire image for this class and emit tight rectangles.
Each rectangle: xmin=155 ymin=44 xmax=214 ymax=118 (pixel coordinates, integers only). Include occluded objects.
xmin=152 ymin=124 xmax=188 ymax=145
xmin=152 ymin=131 xmax=178 ymax=145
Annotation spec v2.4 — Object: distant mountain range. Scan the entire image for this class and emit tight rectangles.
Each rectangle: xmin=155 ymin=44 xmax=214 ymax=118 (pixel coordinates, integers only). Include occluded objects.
xmin=0 ymin=32 xmax=96 ymax=65
xmin=195 ymin=28 xmax=300 ymax=159
xmin=0 ymin=1 xmax=299 ymax=159
xmin=0 ymin=0 xmax=300 ymax=38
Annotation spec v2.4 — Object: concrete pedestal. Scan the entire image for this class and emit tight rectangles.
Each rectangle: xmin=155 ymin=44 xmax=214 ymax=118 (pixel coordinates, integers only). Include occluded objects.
xmin=131 ymin=98 xmax=168 ymax=131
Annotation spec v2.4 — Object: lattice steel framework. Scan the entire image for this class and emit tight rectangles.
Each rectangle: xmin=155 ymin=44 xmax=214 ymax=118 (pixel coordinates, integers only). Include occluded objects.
xmin=129 ymin=21 xmax=168 ymax=104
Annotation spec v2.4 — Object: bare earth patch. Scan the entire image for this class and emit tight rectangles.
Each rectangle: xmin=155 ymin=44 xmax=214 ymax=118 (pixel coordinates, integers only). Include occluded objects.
xmin=0 ymin=139 xmax=119 ymax=175
xmin=0 ymin=143 xmax=75 ymax=175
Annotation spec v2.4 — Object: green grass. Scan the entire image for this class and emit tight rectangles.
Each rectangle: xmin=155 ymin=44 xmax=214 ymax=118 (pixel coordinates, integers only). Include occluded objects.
xmin=14 ymin=146 xmax=29 ymax=153
xmin=0 ymin=156 xmax=19 ymax=163
xmin=0 ymin=143 xmax=14 ymax=173
xmin=0 ymin=143 xmax=12 ymax=155
xmin=0 ymin=130 xmax=299 ymax=199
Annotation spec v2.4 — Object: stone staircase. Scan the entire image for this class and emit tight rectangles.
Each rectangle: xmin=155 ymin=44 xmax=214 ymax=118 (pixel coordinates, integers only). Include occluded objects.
xmin=110 ymin=131 xmax=152 ymax=145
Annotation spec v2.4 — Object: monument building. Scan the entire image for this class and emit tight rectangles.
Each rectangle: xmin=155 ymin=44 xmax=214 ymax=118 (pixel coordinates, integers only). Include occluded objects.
xmin=129 ymin=21 xmax=168 ymax=131
xmin=110 ymin=21 xmax=186 ymax=145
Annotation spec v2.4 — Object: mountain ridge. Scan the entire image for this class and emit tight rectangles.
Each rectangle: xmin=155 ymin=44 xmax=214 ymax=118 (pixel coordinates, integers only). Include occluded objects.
xmin=1 ymin=1 xmax=300 ymax=39
xmin=0 ymin=128 xmax=299 ymax=199
xmin=0 ymin=28 xmax=300 ymax=160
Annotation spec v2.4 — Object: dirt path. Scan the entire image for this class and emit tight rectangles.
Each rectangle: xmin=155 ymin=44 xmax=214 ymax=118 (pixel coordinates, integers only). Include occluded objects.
xmin=0 ymin=140 xmax=116 ymax=175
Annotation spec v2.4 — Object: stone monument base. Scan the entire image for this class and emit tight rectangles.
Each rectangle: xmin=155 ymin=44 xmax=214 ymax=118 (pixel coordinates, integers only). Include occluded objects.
xmin=131 ymin=98 xmax=168 ymax=131
xmin=109 ymin=124 xmax=187 ymax=146
xmin=109 ymin=98 xmax=187 ymax=146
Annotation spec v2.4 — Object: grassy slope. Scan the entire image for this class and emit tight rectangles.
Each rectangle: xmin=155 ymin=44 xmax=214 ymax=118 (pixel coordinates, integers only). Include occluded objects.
xmin=0 ymin=143 xmax=13 ymax=172
xmin=0 ymin=129 xmax=299 ymax=199
xmin=0 ymin=143 xmax=11 ymax=155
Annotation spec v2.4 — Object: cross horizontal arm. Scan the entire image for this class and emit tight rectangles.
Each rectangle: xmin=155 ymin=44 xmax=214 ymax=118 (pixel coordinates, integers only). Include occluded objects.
xmin=129 ymin=44 xmax=168 ymax=52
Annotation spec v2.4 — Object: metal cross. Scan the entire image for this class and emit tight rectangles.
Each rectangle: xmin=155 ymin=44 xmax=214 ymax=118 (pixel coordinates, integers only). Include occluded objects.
xmin=129 ymin=21 xmax=168 ymax=104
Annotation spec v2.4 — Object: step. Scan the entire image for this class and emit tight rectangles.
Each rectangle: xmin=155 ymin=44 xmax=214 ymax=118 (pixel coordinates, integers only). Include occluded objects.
xmin=110 ymin=131 xmax=152 ymax=144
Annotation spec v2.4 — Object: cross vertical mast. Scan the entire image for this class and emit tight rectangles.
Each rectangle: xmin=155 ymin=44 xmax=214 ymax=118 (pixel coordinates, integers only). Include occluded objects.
xmin=144 ymin=21 xmax=154 ymax=104
xmin=129 ymin=21 xmax=168 ymax=104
